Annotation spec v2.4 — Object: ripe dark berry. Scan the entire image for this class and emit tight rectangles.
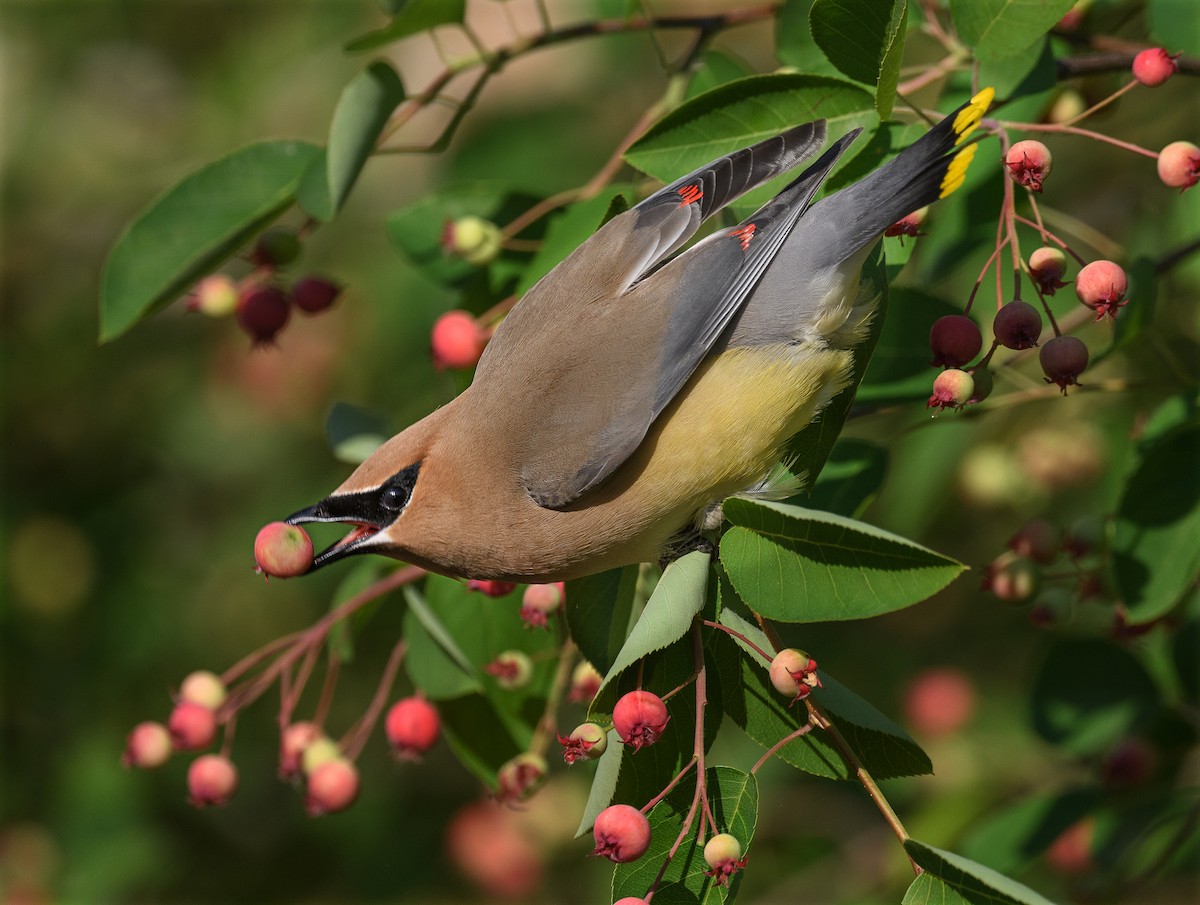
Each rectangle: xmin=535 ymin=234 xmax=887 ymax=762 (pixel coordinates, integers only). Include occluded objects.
xmin=123 ymin=721 xmax=172 ymax=769
xmin=186 ymin=274 xmax=238 ymax=317
xmin=291 ymin=275 xmax=342 ymax=314
xmin=179 ymin=670 xmax=227 ymax=710
xmin=253 ymin=226 xmax=301 ymax=267
xmin=1028 ymin=247 xmax=1069 ymax=296
xmin=612 ymin=690 xmax=669 ymax=750
xmin=703 ymin=833 xmax=748 ymax=887
xmin=769 ymin=649 xmax=821 ymax=704
xmin=254 ymin=522 xmax=314 ymax=578
xmin=1158 ymin=141 xmax=1200 ymax=190
xmin=1040 ymin=335 xmax=1089 ymax=394
xmin=236 ymin=284 xmax=291 ymax=346
xmin=305 ymin=758 xmax=359 ymax=816
xmin=592 ymin=804 xmax=651 ymax=863
xmin=168 ymin=700 xmax=217 ymax=751
xmin=187 ymin=754 xmax=238 ymax=807
xmin=929 ymin=315 xmax=983 ymax=367
xmin=558 ymin=722 xmax=607 ymax=765
xmin=1132 ymin=48 xmax=1178 ymax=87
xmin=485 ymin=650 xmax=533 ymax=690
xmin=385 ymin=696 xmax=440 ymax=761
xmin=432 ymin=311 xmax=488 ymax=370
xmin=519 ymin=582 xmax=564 ymax=629
xmin=1074 ymin=260 xmax=1128 ymax=320
xmin=496 ymin=753 xmax=547 ymax=803
xmin=466 ymin=578 xmax=516 ymax=597
xmin=993 ymin=300 xmax=1042 ymax=350
xmin=928 ymin=368 xmax=975 ymax=412
xmin=1005 ymin=140 xmax=1053 ymax=192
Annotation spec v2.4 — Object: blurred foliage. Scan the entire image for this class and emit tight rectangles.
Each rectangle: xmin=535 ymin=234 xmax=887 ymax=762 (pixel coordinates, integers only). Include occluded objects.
xmin=2 ymin=1 xmax=1199 ymax=904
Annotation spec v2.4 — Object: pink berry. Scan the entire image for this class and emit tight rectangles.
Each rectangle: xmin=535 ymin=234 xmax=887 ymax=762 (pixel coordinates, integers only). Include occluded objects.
xmin=519 ymin=581 xmax=564 ymax=629
xmin=123 ymin=721 xmax=172 ymax=769
xmin=385 ymin=696 xmax=441 ymax=761
xmin=252 ymin=227 xmax=301 ymax=267
xmin=187 ymin=754 xmax=238 ymax=807
xmin=431 ymin=310 xmax=487 ymax=370
xmin=1046 ymin=819 xmax=1095 ymax=874
xmin=993 ymin=300 xmax=1042 ymax=349
xmin=485 ymin=650 xmax=533 ymax=690
xmin=1008 ymin=520 xmax=1061 ymax=565
xmin=902 ymin=668 xmax=976 ymax=737
xmin=613 ymin=900 xmax=647 ymax=905
xmin=928 ymin=368 xmax=975 ymax=412
xmin=1005 ymin=140 xmax=1053 ymax=192
xmin=279 ymin=721 xmax=324 ymax=780
xmin=466 ymin=578 xmax=516 ymax=597
xmin=768 ymin=649 xmax=821 ymax=703
xmin=1157 ymin=141 xmax=1200 ymax=190
xmin=884 ymin=206 xmax=927 ymax=238
xmin=496 ymin=753 xmax=547 ymax=804
xmin=441 ymin=215 xmax=501 ymax=265
xmin=1040 ymin=335 xmax=1090 ymax=394
xmin=446 ymin=802 xmax=543 ymax=898
xmin=291 ymin=275 xmax=342 ymax=314
xmin=983 ymin=552 xmax=1041 ymax=603
xmin=305 ymin=758 xmax=359 ymax=816
xmin=179 ymin=670 xmax=227 ymax=710
xmin=703 ymin=832 xmax=748 ymax=887
xmin=168 ymin=700 xmax=217 ymax=751
xmin=592 ymin=804 xmax=651 ymax=863
xmin=1028 ymin=247 xmax=1069 ymax=296
xmin=613 ymin=690 xmax=670 ymax=750
xmin=557 ymin=722 xmax=607 ymax=765
xmin=253 ymin=521 xmax=314 ymax=578
xmin=1074 ymin=260 xmax=1128 ymax=320
xmin=235 ymin=284 xmax=291 ymax=346
xmin=1132 ymin=48 xmax=1178 ymax=87
xmin=569 ymin=661 xmax=602 ymax=703
xmin=929 ymin=315 xmax=983 ymax=367
xmin=186 ymin=274 xmax=238 ymax=317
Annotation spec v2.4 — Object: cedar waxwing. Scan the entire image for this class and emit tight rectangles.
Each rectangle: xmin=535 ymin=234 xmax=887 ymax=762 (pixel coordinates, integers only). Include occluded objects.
xmin=285 ymin=89 xmax=995 ymax=583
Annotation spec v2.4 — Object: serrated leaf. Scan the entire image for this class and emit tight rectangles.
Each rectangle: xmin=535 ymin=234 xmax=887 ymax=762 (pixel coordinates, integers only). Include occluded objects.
xmin=904 ymin=840 xmax=1061 ymax=905
xmin=612 ymin=767 xmax=757 ymax=904
xmin=100 ymin=140 xmax=319 ymax=341
xmin=950 ymin=0 xmax=1077 ymax=62
xmin=1112 ymin=420 xmax=1200 ymax=622
xmin=324 ymin=401 xmax=393 ymax=464
xmin=516 ymin=187 xmax=630 ymax=297
xmin=345 ymin=0 xmax=465 ymax=53
xmin=904 ymin=872 xmax=998 ymax=905
xmin=809 ymin=0 xmax=908 ymax=118
xmin=566 ymin=565 xmax=640 ymax=676
xmin=686 ymin=50 xmax=753 ymax=100
xmin=720 ymin=499 xmax=965 ymax=623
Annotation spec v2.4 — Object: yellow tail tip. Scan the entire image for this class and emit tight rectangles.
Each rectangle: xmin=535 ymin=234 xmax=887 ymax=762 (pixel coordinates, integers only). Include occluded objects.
xmin=939 ymin=143 xmax=978 ymax=198
xmin=953 ymin=86 xmax=995 ymax=145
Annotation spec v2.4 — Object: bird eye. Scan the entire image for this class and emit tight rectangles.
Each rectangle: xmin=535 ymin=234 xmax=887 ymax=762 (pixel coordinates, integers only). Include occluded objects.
xmin=380 ymin=486 xmax=407 ymax=512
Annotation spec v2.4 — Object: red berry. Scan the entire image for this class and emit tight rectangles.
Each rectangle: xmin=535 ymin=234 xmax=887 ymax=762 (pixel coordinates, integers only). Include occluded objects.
xmin=385 ymin=696 xmax=441 ymax=761
xmin=441 ymin=216 xmax=501 ymax=265
xmin=431 ymin=310 xmax=487 ymax=370
xmin=446 ymin=802 xmax=543 ymax=898
xmin=252 ymin=226 xmax=301 ymax=267
xmin=703 ymin=832 xmax=748 ymax=887
xmin=168 ymin=700 xmax=217 ymax=751
xmin=187 ymin=754 xmax=238 ymax=807
xmin=1046 ymin=819 xmax=1095 ymax=874
xmin=186 ymin=274 xmax=238 ymax=317
xmin=1074 ymin=260 xmax=1128 ymax=320
xmin=305 ymin=758 xmax=359 ymax=816
xmin=929 ymin=315 xmax=983 ymax=367
xmin=1028 ymin=247 xmax=1069 ymax=296
xmin=123 ymin=721 xmax=172 ymax=769
xmin=1157 ymin=141 xmax=1200 ymax=190
xmin=519 ymin=581 xmax=564 ymax=629
xmin=466 ymin=578 xmax=516 ymax=597
xmin=592 ymin=804 xmax=651 ymax=863
xmin=768 ymin=649 xmax=821 ymax=704
xmin=291 ymin=275 xmax=342 ymax=314
xmin=993 ymin=300 xmax=1042 ymax=350
xmin=485 ymin=650 xmax=533 ymax=690
xmin=235 ymin=284 xmax=291 ymax=345
xmin=613 ymin=690 xmax=669 ymax=750
xmin=928 ymin=368 xmax=975 ymax=412
xmin=613 ymin=900 xmax=647 ymax=905
xmin=903 ymin=668 xmax=976 ymax=737
xmin=179 ymin=670 xmax=227 ymax=710
xmin=496 ymin=753 xmax=547 ymax=804
xmin=1132 ymin=48 xmax=1178 ymax=87
xmin=983 ymin=552 xmax=1041 ymax=603
xmin=884 ymin=206 xmax=927 ymax=238
xmin=1040 ymin=335 xmax=1089 ymax=394
xmin=569 ymin=661 xmax=602 ymax=703
xmin=279 ymin=721 xmax=323 ymax=780
xmin=1008 ymin=520 xmax=1060 ymax=565
xmin=1005 ymin=140 xmax=1053 ymax=192
xmin=253 ymin=522 xmax=314 ymax=578
xmin=558 ymin=722 xmax=607 ymax=765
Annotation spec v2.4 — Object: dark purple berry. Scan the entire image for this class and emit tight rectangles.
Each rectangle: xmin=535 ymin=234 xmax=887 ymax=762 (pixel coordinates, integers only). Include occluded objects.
xmin=993 ymin=300 xmax=1042 ymax=350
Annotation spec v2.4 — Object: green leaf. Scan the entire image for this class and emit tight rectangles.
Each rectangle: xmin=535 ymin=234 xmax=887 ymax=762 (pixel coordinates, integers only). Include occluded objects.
xmin=720 ymin=499 xmax=965 ymax=623
xmin=904 ymin=872 xmax=999 ymax=905
xmin=575 ymin=728 xmax=624 ymax=838
xmin=325 ymin=401 xmax=393 ymax=464
xmin=804 ymin=438 xmax=888 ymax=518
xmin=623 ymin=74 xmax=877 ymax=191
xmin=345 ymin=0 xmax=466 ymax=53
xmin=977 ymin=34 xmax=1056 ymax=100
xmin=436 ymin=692 xmax=525 ymax=785
xmin=612 ymin=767 xmax=757 ymax=904
xmin=516 ymin=187 xmax=630 ymax=297
xmin=401 ymin=585 xmax=482 ymax=698
xmin=809 ymin=0 xmax=908 ymax=118
xmin=566 ymin=565 xmax=640 ymax=676
xmin=1030 ymin=638 xmax=1160 ymax=755
xmin=100 ymin=140 xmax=319 ymax=341
xmin=309 ymin=60 xmax=405 ymax=220
xmin=949 ymin=0 xmax=1076 ymax=62
xmin=959 ymin=788 xmax=1102 ymax=875
xmin=1148 ymin=0 xmax=1200 ymax=56
xmin=1112 ymin=420 xmax=1200 ymax=623
xmin=326 ymin=560 xmax=385 ymax=663
xmin=904 ymin=839 xmax=1061 ymax=905
xmin=686 ymin=50 xmax=753 ymax=99
xmin=776 ymin=0 xmax=843 ymax=76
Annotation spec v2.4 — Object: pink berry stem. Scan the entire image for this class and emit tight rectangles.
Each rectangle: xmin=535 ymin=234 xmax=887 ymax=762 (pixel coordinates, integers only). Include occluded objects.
xmin=701 ymin=619 xmax=773 ymax=664
xmin=964 ymin=233 xmax=1010 ymax=315
xmin=895 ymin=50 xmax=967 ymax=95
xmin=528 ymin=638 xmax=578 ymax=757
xmin=1013 ymin=212 xmax=1088 ymax=266
xmin=996 ymin=131 xmax=1024 ymax=300
xmin=219 ymin=712 xmax=238 ymax=760
xmin=1059 ymin=78 xmax=1138 ymax=128
xmin=1002 ymin=121 xmax=1159 ymax=159
xmin=340 ymin=639 xmax=407 ymax=760
xmin=640 ymin=757 xmax=697 ymax=814
xmin=750 ymin=715 xmax=817 ymax=775
xmin=219 ymin=631 xmax=302 ymax=688
xmin=282 ymin=640 xmax=323 ymax=723
xmin=658 ymin=671 xmax=699 ymax=703
xmin=312 ymin=655 xmax=342 ymax=728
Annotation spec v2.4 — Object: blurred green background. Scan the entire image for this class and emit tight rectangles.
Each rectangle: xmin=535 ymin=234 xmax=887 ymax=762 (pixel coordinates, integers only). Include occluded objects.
xmin=2 ymin=1 xmax=1197 ymax=903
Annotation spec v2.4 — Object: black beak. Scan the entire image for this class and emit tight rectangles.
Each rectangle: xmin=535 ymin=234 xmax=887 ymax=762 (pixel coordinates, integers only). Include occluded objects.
xmin=285 ymin=490 xmax=391 ymax=572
